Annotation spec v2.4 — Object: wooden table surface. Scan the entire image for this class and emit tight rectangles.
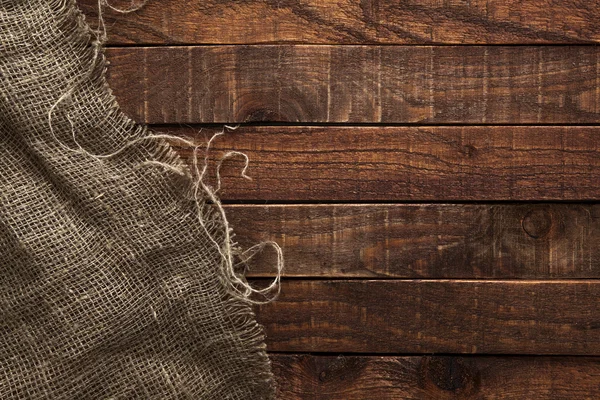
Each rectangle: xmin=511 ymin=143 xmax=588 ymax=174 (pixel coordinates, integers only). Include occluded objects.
xmin=80 ymin=1 xmax=600 ymax=398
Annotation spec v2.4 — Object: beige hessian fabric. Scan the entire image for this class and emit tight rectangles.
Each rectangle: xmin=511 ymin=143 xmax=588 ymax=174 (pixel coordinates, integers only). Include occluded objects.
xmin=0 ymin=0 xmax=275 ymax=398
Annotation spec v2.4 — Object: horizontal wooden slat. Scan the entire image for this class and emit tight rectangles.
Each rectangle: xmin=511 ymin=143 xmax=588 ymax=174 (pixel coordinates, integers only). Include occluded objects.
xmin=227 ymin=204 xmax=600 ymax=279
xmin=106 ymin=46 xmax=600 ymax=124
xmin=257 ymin=280 xmax=600 ymax=354
xmin=79 ymin=0 xmax=600 ymax=45
xmin=271 ymin=355 xmax=600 ymax=399
xmin=162 ymin=126 xmax=600 ymax=201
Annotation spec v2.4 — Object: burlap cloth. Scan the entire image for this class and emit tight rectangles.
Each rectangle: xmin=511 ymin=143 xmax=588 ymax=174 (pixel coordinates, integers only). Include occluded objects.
xmin=0 ymin=0 xmax=276 ymax=398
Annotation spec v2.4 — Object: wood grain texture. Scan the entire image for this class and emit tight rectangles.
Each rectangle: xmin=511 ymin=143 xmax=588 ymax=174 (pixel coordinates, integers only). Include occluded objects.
xmin=79 ymin=0 xmax=600 ymax=393
xmin=106 ymin=46 xmax=600 ymax=124
xmin=161 ymin=126 xmax=600 ymax=201
xmin=227 ymin=204 xmax=600 ymax=279
xmin=79 ymin=0 xmax=600 ymax=45
xmin=271 ymin=355 xmax=600 ymax=399
xmin=257 ymin=280 xmax=600 ymax=354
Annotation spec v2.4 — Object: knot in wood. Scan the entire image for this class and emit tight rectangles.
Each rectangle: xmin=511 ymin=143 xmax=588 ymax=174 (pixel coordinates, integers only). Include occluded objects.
xmin=423 ymin=357 xmax=479 ymax=394
xmin=318 ymin=371 xmax=327 ymax=382
xmin=316 ymin=356 xmax=365 ymax=384
xmin=460 ymin=144 xmax=477 ymax=157
xmin=522 ymin=208 xmax=553 ymax=239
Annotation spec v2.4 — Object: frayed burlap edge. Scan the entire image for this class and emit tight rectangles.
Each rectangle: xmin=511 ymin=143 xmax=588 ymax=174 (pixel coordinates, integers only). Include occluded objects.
xmin=0 ymin=0 xmax=280 ymax=398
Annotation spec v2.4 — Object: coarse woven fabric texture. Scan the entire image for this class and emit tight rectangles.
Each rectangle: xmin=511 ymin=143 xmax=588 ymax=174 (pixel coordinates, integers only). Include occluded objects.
xmin=0 ymin=0 xmax=275 ymax=398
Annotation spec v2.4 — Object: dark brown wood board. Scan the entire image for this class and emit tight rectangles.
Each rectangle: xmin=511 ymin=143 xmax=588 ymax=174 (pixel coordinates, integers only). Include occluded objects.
xmin=257 ymin=280 xmax=600 ymax=355
xmin=79 ymin=0 xmax=600 ymax=45
xmin=156 ymin=125 xmax=600 ymax=201
xmin=226 ymin=204 xmax=600 ymax=279
xmin=78 ymin=0 xmax=600 ymax=396
xmin=105 ymin=46 xmax=600 ymax=124
xmin=271 ymin=355 xmax=600 ymax=399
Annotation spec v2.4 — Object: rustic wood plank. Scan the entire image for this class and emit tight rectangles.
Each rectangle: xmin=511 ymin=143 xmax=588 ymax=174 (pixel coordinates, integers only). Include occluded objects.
xmin=271 ymin=355 xmax=600 ymax=399
xmin=227 ymin=204 xmax=600 ymax=279
xmin=257 ymin=280 xmax=600 ymax=354
xmin=161 ymin=126 xmax=600 ymax=201
xmin=79 ymin=0 xmax=600 ymax=45
xmin=106 ymin=45 xmax=600 ymax=124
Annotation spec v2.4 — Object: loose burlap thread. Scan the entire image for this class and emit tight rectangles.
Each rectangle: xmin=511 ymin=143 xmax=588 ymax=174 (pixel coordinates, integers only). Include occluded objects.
xmin=0 ymin=0 xmax=277 ymax=398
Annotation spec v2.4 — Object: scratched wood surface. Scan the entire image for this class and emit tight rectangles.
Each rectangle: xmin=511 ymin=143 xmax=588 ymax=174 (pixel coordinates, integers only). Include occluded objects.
xmin=257 ymin=280 xmax=600 ymax=354
xmin=86 ymin=0 xmax=600 ymax=397
xmin=164 ymin=125 xmax=600 ymax=201
xmin=271 ymin=355 xmax=600 ymax=399
xmin=225 ymin=204 xmax=600 ymax=279
xmin=105 ymin=46 xmax=600 ymax=124
xmin=79 ymin=0 xmax=600 ymax=45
